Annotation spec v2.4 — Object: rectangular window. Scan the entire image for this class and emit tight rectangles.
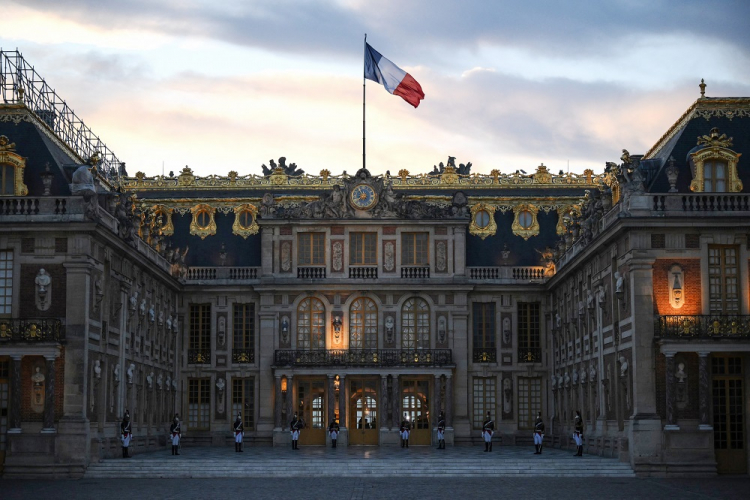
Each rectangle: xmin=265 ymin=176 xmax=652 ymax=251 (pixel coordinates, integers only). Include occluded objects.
xmin=232 ymin=377 xmax=255 ymax=430
xmin=297 ymin=233 xmax=325 ymax=265
xmin=232 ymin=303 xmax=255 ymax=362
xmin=401 ymin=232 xmax=429 ymax=266
xmin=349 ymin=232 xmax=377 ymax=265
xmin=188 ymin=378 xmax=210 ymax=430
xmin=518 ymin=377 xmax=541 ymax=429
xmin=0 ymin=251 xmax=13 ymax=315
xmin=703 ymin=160 xmax=727 ymax=193
xmin=709 ymin=245 xmax=739 ymax=314
xmin=189 ymin=304 xmax=211 ymax=361
xmin=473 ymin=377 xmax=496 ymax=429
xmin=1 ymin=166 xmax=14 ymax=195
xmin=518 ymin=302 xmax=541 ymax=363
xmin=473 ymin=302 xmax=496 ymax=362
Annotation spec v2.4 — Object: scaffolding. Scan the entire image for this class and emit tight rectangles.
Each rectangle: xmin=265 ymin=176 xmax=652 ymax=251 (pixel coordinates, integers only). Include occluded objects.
xmin=0 ymin=49 xmax=124 ymax=184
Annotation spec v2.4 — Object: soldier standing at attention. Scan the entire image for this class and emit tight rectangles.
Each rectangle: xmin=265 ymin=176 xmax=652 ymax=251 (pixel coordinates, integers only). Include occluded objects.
xmin=234 ymin=412 xmax=244 ymax=452
xmin=400 ymin=417 xmax=411 ymax=448
xmin=328 ymin=419 xmax=340 ymax=448
xmin=436 ymin=411 xmax=446 ymax=450
xmin=482 ymin=411 xmax=494 ymax=452
xmin=290 ymin=412 xmax=302 ymax=450
xmin=170 ymin=413 xmax=181 ymax=456
xmin=120 ymin=410 xmax=132 ymax=458
xmin=533 ymin=411 xmax=545 ymax=454
xmin=573 ymin=410 xmax=584 ymax=456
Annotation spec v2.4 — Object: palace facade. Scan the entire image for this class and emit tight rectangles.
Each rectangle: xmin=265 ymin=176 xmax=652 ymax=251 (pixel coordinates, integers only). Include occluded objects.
xmin=1 ymin=51 xmax=749 ymax=477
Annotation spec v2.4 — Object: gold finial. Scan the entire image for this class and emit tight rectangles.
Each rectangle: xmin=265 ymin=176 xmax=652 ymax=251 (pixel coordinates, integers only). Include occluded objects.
xmin=699 ymin=78 xmax=706 ymax=98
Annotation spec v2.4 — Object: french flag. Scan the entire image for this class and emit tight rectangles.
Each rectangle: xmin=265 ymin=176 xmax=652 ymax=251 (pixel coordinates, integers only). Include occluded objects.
xmin=364 ymin=43 xmax=425 ymax=108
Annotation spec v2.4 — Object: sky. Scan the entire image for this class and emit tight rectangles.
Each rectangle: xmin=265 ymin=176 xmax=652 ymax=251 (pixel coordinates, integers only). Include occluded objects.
xmin=2 ymin=0 xmax=749 ymax=178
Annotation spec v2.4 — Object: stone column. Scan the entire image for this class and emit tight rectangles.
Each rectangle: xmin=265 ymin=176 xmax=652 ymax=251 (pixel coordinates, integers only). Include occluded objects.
xmin=258 ymin=310 xmax=277 ymax=433
xmin=380 ymin=375 xmax=389 ymax=429
xmin=445 ymin=374 xmax=453 ymax=427
xmin=328 ymin=375 xmax=336 ymax=426
xmin=665 ymin=353 xmax=678 ymax=429
xmin=434 ymin=374 xmax=443 ymax=424
xmin=8 ymin=355 xmax=21 ymax=432
xmin=42 ymin=355 xmax=57 ymax=432
xmin=698 ymin=352 xmax=711 ymax=429
xmin=274 ymin=375 xmax=282 ymax=429
xmin=338 ymin=375 xmax=347 ymax=428
xmin=285 ymin=375 xmax=293 ymax=430
xmin=391 ymin=375 xmax=400 ymax=428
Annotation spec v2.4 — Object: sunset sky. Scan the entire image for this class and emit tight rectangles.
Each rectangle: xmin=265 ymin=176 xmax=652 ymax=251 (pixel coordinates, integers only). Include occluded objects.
xmin=2 ymin=0 xmax=749 ymax=178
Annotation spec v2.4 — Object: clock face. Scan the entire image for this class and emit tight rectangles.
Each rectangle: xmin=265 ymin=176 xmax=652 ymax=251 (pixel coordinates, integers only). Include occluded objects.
xmin=350 ymin=183 xmax=378 ymax=210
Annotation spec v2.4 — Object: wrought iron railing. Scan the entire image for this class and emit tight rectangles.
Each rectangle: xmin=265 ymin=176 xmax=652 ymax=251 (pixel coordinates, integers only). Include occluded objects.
xmin=274 ymin=349 xmax=452 ymax=367
xmin=349 ymin=267 xmax=378 ymax=279
xmin=656 ymin=315 xmax=750 ymax=339
xmin=473 ymin=348 xmax=497 ymax=363
xmin=0 ymin=318 xmax=65 ymax=342
xmin=401 ymin=266 xmax=430 ymax=279
xmin=518 ymin=346 xmax=542 ymax=363
xmin=232 ymin=349 xmax=255 ymax=364
xmin=1 ymin=49 xmax=124 ymax=184
xmin=187 ymin=349 xmax=211 ymax=364
xmin=298 ymin=267 xmax=326 ymax=279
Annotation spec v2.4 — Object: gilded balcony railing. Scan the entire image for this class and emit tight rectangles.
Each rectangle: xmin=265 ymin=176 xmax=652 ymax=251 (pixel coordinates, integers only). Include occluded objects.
xmin=274 ymin=349 xmax=452 ymax=367
xmin=656 ymin=315 xmax=750 ymax=339
xmin=0 ymin=318 xmax=65 ymax=343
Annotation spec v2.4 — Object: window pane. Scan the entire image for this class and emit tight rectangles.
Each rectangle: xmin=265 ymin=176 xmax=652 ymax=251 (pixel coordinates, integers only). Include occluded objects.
xmin=0 ymin=251 xmax=12 ymax=314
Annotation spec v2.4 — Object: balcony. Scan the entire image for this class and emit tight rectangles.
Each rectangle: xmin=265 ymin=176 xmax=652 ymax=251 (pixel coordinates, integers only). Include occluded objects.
xmin=349 ymin=267 xmax=378 ymax=279
xmin=274 ymin=349 xmax=453 ymax=367
xmin=467 ymin=266 xmax=547 ymax=283
xmin=473 ymin=348 xmax=497 ymax=363
xmin=656 ymin=315 xmax=750 ymax=340
xmin=297 ymin=266 xmax=326 ymax=279
xmin=184 ymin=266 xmax=260 ymax=283
xmin=187 ymin=349 xmax=211 ymax=364
xmin=232 ymin=348 xmax=255 ymax=364
xmin=518 ymin=346 xmax=542 ymax=363
xmin=0 ymin=318 xmax=65 ymax=343
xmin=401 ymin=266 xmax=430 ymax=279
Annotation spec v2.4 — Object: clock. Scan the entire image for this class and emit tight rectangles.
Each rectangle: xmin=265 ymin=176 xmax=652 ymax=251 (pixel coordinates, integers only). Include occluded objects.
xmin=350 ymin=183 xmax=378 ymax=210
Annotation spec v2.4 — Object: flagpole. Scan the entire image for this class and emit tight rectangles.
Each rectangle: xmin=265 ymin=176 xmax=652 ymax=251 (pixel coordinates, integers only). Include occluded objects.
xmin=363 ymin=33 xmax=367 ymax=171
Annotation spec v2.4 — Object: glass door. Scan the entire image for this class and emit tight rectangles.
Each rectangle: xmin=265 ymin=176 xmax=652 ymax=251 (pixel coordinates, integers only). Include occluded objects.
xmin=349 ymin=378 xmax=379 ymax=445
xmin=0 ymin=359 xmax=8 ymax=472
xmin=712 ymin=355 xmax=746 ymax=474
xmin=297 ymin=379 xmax=326 ymax=445
xmin=401 ymin=379 xmax=430 ymax=445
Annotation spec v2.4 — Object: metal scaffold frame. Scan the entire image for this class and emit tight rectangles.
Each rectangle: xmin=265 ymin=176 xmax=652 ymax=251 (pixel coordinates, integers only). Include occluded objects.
xmin=0 ymin=49 xmax=124 ymax=184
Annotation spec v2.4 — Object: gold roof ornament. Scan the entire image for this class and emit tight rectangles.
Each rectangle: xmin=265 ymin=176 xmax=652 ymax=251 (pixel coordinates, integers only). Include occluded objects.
xmin=0 ymin=135 xmax=16 ymax=152
xmin=699 ymin=78 xmax=706 ymax=98
xmin=697 ymin=127 xmax=732 ymax=148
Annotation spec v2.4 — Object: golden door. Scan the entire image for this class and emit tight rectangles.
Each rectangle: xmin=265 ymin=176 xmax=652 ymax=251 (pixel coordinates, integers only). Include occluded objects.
xmin=349 ymin=378 xmax=379 ymax=445
xmin=401 ymin=379 xmax=430 ymax=445
xmin=296 ymin=379 xmax=326 ymax=446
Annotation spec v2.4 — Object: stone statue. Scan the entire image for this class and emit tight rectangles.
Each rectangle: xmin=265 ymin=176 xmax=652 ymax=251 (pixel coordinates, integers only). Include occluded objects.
xmin=129 ymin=292 xmax=138 ymax=312
xmin=596 ymin=285 xmax=606 ymax=309
xmin=502 ymin=317 xmax=511 ymax=345
xmin=503 ymin=377 xmax=512 ymax=414
xmin=157 ymin=373 xmax=163 ymax=390
xmin=35 ymin=268 xmax=52 ymax=311
xmin=94 ymin=359 xmax=102 ymax=380
xmin=577 ymin=300 xmax=584 ymax=318
xmin=166 ymin=315 xmax=172 ymax=331
xmin=438 ymin=316 xmax=447 ymax=344
xmin=139 ymin=298 xmax=147 ymax=318
xmin=615 ymin=272 xmax=624 ymax=295
xmin=165 ymin=375 xmax=171 ymax=392
xmin=218 ymin=316 xmax=226 ymax=347
xmin=586 ymin=289 xmax=594 ymax=310
xmin=589 ymin=362 xmax=597 ymax=382
xmin=31 ymin=366 xmax=45 ymax=409
xmin=619 ymin=356 xmax=629 ymax=377
xmin=146 ymin=371 xmax=154 ymax=390
xmin=676 ymin=362 xmax=687 ymax=383
xmin=114 ymin=364 xmax=120 ymax=384
xmin=158 ymin=310 xmax=164 ymax=326
xmin=572 ymin=370 xmax=579 ymax=385
xmin=148 ymin=305 xmax=155 ymax=324
xmin=70 ymin=164 xmax=99 ymax=220
xmin=555 ymin=313 xmax=562 ymax=329
xmin=126 ymin=363 xmax=135 ymax=384
xmin=385 ymin=316 xmax=395 ymax=344
xmin=280 ymin=316 xmax=290 ymax=345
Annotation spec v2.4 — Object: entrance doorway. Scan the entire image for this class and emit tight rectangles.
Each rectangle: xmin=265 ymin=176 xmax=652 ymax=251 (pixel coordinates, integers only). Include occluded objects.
xmin=296 ymin=379 xmax=326 ymax=446
xmin=712 ymin=355 xmax=746 ymax=474
xmin=349 ymin=378 xmax=379 ymax=445
xmin=401 ymin=379 xmax=430 ymax=445
xmin=0 ymin=358 xmax=8 ymax=472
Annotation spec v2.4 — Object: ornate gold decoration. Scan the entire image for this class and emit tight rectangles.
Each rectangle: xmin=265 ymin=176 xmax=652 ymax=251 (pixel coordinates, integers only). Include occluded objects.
xmin=150 ymin=205 xmax=174 ymax=236
xmin=178 ymin=166 xmax=195 ymax=187
xmin=440 ymin=165 xmax=458 ymax=184
xmin=0 ymin=134 xmax=29 ymax=196
xmin=533 ymin=164 xmax=551 ymax=184
xmin=269 ymin=167 xmax=288 ymax=185
xmin=511 ymin=204 xmax=540 ymax=240
xmin=232 ymin=204 xmax=259 ymax=239
xmin=189 ymin=203 xmax=217 ymax=239
xmin=398 ymin=169 xmax=409 ymax=181
xmin=469 ymin=203 xmax=497 ymax=239
xmin=689 ymin=127 xmax=743 ymax=193
xmin=490 ymin=169 xmax=500 ymax=184
xmin=320 ymin=169 xmax=330 ymax=181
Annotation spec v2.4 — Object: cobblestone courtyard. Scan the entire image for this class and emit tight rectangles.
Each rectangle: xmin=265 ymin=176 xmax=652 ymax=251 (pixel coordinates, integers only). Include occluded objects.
xmin=2 ymin=476 xmax=750 ymax=500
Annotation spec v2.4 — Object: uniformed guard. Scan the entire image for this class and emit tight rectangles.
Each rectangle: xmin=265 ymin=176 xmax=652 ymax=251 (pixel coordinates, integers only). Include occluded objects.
xmin=290 ymin=412 xmax=302 ymax=450
xmin=120 ymin=410 xmax=132 ymax=458
xmin=234 ymin=412 xmax=244 ymax=452
xmin=533 ymin=411 xmax=545 ymax=454
xmin=328 ymin=419 xmax=340 ymax=448
xmin=482 ymin=411 xmax=494 ymax=452
xmin=170 ymin=413 xmax=181 ymax=456
xmin=573 ymin=410 xmax=584 ymax=456
xmin=436 ymin=411 xmax=446 ymax=449
xmin=400 ymin=417 xmax=411 ymax=448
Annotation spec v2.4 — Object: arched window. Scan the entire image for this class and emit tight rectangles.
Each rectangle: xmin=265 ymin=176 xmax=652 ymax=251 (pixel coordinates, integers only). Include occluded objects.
xmin=297 ymin=297 xmax=325 ymax=349
xmin=401 ymin=297 xmax=430 ymax=349
xmin=350 ymin=297 xmax=378 ymax=349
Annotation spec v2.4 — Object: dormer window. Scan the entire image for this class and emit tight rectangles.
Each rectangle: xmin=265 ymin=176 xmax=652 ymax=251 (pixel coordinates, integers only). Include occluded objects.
xmin=689 ymin=128 xmax=743 ymax=193
xmin=702 ymin=160 xmax=727 ymax=192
